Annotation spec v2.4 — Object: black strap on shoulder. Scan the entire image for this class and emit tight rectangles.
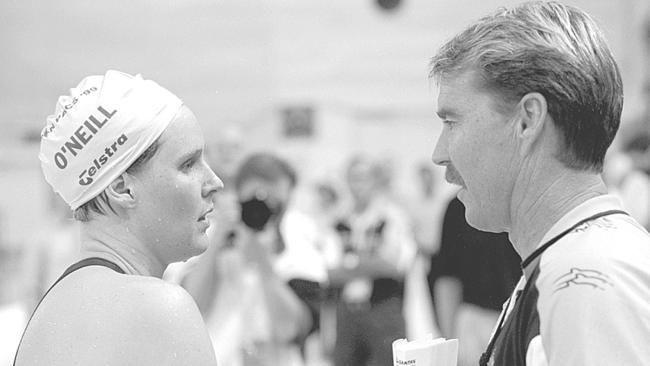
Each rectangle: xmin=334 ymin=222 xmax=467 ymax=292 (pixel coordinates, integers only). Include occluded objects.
xmin=57 ymin=257 xmax=125 ymax=280
xmin=479 ymin=209 xmax=628 ymax=366
xmin=13 ymin=257 xmax=125 ymax=365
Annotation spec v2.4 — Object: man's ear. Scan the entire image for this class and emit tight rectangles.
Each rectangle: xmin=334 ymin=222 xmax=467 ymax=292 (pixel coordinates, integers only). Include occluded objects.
xmin=514 ymin=92 xmax=549 ymax=154
xmin=105 ymin=173 xmax=137 ymax=209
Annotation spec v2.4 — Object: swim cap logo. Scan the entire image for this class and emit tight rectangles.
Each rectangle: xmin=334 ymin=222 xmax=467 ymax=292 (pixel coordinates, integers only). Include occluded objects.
xmin=42 ymin=87 xmax=98 ymax=138
xmin=78 ymin=134 xmax=129 ymax=186
xmin=53 ymin=106 xmax=117 ymax=170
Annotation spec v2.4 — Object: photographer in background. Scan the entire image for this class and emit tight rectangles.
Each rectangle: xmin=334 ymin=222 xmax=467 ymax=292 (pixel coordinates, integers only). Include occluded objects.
xmin=182 ymin=152 xmax=328 ymax=366
xmin=329 ymin=155 xmax=417 ymax=366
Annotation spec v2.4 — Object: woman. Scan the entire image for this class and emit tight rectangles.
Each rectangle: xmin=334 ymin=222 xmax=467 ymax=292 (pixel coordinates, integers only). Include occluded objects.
xmin=14 ymin=70 xmax=222 ymax=366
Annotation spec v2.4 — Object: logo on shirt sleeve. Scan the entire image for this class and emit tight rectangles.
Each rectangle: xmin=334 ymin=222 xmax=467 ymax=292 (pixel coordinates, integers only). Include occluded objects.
xmin=553 ymin=268 xmax=613 ymax=293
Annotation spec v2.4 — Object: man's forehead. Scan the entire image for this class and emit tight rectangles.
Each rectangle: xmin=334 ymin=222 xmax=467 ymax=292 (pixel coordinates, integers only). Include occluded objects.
xmin=436 ymin=70 xmax=492 ymax=116
xmin=438 ymin=70 xmax=482 ymax=96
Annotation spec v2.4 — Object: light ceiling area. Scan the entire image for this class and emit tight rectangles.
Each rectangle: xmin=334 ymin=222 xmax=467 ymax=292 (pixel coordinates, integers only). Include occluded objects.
xmin=0 ymin=0 xmax=647 ymax=146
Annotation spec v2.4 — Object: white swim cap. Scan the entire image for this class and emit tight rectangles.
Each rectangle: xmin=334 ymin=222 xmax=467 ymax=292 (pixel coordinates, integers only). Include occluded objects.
xmin=39 ymin=70 xmax=183 ymax=210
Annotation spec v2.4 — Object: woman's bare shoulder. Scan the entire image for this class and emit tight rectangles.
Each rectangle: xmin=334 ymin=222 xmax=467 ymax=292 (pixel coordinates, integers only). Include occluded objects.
xmin=19 ymin=267 xmax=217 ymax=366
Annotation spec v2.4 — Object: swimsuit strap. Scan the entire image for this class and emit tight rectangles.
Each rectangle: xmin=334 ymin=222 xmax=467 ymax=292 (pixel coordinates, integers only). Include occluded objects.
xmin=14 ymin=257 xmax=125 ymax=365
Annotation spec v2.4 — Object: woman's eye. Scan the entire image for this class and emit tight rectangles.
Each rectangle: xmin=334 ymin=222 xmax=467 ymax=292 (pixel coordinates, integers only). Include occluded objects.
xmin=182 ymin=159 xmax=195 ymax=170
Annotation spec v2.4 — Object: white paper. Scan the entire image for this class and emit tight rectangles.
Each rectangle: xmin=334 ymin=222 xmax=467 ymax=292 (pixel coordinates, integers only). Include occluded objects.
xmin=392 ymin=334 xmax=458 ymax=366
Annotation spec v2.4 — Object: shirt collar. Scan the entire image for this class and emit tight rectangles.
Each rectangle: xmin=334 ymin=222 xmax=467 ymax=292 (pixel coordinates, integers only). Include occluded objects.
xmin=536 ymin=194 xmax=624 ymax=249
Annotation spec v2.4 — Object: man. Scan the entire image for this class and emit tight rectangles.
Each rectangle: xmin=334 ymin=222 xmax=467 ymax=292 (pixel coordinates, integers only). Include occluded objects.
xmin=14 ymin=70 xmax=222 ymax=365
xmin=429 ymin=2 xmax=650 ymax=365
xmin=330 ymin=155 xmax=416 ymax=366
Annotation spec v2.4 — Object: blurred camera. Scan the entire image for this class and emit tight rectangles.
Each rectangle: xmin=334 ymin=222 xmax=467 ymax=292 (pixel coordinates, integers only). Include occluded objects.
xmin=240 ymin=197 xmax=274 ymax=231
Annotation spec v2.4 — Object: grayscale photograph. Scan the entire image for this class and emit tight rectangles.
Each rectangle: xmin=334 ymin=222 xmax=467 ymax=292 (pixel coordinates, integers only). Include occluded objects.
xmin=1 ymin=1 xmax=649 ymax=365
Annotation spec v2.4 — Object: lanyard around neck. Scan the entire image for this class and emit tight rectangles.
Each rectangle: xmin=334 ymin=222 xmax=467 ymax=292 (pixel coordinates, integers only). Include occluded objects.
xmin=520 ymin=209 xmax=627 ymax=270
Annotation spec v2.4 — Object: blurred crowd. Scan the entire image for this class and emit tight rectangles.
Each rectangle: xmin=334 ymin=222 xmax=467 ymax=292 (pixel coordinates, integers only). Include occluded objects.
xmin=1 ymin=124 xmax=649 ymax=366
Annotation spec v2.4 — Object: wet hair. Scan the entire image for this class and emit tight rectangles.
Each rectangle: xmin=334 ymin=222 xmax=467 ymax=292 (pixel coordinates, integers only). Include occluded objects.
xmin=72 ymin=139 xmax=160 ymax=222
xmin=429 ymin=1 xmax=623 ymax=172
xmin=234 ymin=152 xmax=297 ymax=191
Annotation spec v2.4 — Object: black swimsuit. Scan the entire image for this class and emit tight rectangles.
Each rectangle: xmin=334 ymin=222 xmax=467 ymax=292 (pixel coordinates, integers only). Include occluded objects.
xmin=13 ymin=257 xmax=125 ymax=365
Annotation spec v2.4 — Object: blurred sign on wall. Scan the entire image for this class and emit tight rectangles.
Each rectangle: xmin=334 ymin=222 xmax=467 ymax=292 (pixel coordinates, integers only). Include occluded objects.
xmin=282 ymin=106 xmax=315 ymax=138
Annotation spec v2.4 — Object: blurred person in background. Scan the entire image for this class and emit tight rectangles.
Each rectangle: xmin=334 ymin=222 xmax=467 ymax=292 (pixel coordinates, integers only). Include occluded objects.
xmin=603 ymin=80 xmax=650 ymax=231
xmin=429 ymin=2 xmax=650 ymax=365
xmin=433 ymin=196 xmax=520 ymax=366
xmin=0 ymin=213 xmax=29 ymax=366
xmin=404 ymin=162 xmax=449 ymax=338
xmin=205 ymin=124 xmax=246 ymax=188
xmin=31 ymin=188 xmax=80 ymax=296
xmin=309 ymin=181 xmax=347 ymax=274
xmin=14 ymin=70 xmax=221 ymax=365
xmin=308 ymin=181 xmax=347 ymax=361
xmin=312 ymin=181 xmax=346 ymax=233
xmin=182 ymin=152 xmax=328 ymax=366
xmin=329 ymin=155 xmax=416 ymax=366
xmin=616 ymin=133 xmax=650 ymax=230
xmin=408 ymin=162 xmax=446 ymax=257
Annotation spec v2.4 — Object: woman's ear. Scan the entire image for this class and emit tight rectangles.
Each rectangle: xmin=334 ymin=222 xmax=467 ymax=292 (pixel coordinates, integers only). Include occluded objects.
xmin=105 ymin=173 xmax=137 ymax=209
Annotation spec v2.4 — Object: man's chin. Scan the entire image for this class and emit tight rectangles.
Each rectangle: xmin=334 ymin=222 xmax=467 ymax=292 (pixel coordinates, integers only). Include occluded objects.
xmin=464 ymin=206 xmax=504 ymax=233
xmin=456 ymin=187 xmax=471 ymax=207
xmin=465 ymin=211 xmax=487 ymax=231
xmin=459 ymin=191 xmax=488 ymax=230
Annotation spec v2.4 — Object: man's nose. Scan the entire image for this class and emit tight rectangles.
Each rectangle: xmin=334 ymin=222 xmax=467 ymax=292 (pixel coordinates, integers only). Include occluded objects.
xmin=432 ymin=129 xmax=449 ymax=167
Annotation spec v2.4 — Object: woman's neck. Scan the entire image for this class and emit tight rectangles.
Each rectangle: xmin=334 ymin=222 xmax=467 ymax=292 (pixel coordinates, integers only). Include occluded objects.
xmin=78 ymin=219 xmax=165 ymax=278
